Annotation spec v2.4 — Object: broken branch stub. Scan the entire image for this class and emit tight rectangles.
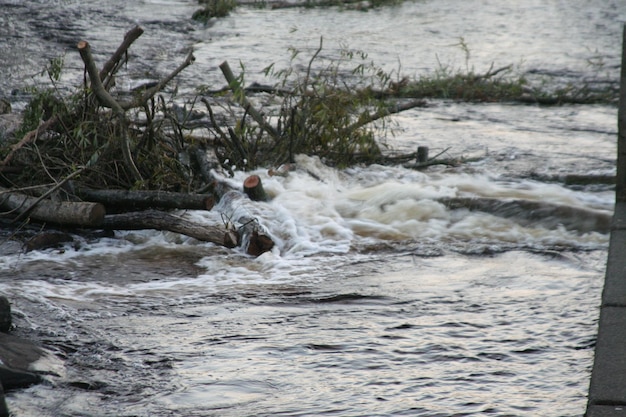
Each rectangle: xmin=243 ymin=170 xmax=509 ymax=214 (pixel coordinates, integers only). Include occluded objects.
xmin=243 ymin=175 xmax=269 ymax=202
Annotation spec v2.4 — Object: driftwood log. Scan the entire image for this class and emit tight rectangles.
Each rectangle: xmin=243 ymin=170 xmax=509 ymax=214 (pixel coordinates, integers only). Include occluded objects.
xmin=213 ymin=189 xmax=275 ymax=256
xmin=102 ymin=210 xmax=237 ymax=248
xmin=74 ymin=187 xmax=214 ymax=212
xmin=0 ymin=187 xmax=105 ymax=227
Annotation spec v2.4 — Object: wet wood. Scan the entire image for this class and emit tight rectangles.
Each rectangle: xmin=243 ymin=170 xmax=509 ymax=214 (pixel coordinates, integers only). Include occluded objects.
xmin=219 ymin=61 xmax=280 ymax=140
xmin=1 ymin=117 xmax=57 ymax=167
xmin=24 ymin=231 xmax=74 ymax=252
xmin=246 ymin=230 xmax=275 ymax=256
xmin=243 ymin=175 xmax=269 ymax=202
xmin=99 ymin=25 xmax=144 ymax=87
xmin=213 ymin=187 xmax=275 ymax=256
xmin=438 ymin=196 xmax=611 ymax=234
xmin=74 ymin=187 xmax=214 ymax=212
xmin=0 ymin=187 xmax=105 ymax=227
xmin=417 ymin=146 xmax=429 ymax=163
xmin=102 ymin=210 xmax=237 ymax=248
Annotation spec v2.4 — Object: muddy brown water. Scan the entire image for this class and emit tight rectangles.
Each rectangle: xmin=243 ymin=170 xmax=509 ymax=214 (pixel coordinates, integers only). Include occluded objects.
xmin=0 ymin=1 xmax=623 ymax=416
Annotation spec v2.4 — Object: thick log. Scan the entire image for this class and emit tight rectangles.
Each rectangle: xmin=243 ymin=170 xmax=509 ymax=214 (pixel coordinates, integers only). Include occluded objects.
xmin=74 ymin=187 xmax=214 ymax=212
xmin=417 ymin=146 xmax=429 ymax=163
xmin=102 ymin=209 xmax=237 ymax=248
xmin=246 ymin=230 xmax=275 ymax=256
xmin=243 ymin=175 xmax=269 ymax=202
xmin=213 ymin=188 xmax=275 ymax=256
xmin=0 ymin=187 xmax=105 ymax=227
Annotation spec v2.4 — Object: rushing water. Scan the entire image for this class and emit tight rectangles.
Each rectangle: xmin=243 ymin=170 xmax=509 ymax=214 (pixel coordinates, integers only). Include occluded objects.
xmin=0 ymin=1 xmax=623 ymax=416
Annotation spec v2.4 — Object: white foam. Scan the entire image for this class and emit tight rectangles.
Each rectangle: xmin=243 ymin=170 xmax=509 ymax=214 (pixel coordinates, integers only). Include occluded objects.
xmin=0 ymin=155 xmax=611 ymax=292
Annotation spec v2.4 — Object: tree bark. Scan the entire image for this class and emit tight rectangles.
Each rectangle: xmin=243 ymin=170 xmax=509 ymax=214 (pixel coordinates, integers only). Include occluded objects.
xmin=0 ymin=187 xmax=105 ymax=227
xmin=102 ymin=209 xmax=237 ymax=248
xmin=99 ymin=25 xmax=144 ymax=86
xmin=74 ymin=187 xmax=214 ymax=212
xmin=213 ymin=186 xmax=275 ymax=256
xmin=243 ymin=175 xmax=269 ymax=202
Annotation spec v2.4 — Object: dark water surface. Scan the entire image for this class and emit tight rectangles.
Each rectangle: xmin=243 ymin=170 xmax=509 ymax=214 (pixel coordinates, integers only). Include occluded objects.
xmin=0 ymin=1 xmax=623 ymax=416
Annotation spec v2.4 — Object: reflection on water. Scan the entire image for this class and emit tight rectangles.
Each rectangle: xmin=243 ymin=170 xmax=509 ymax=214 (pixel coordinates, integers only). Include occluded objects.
xmin=4 ymin=250 xmax=604 ymax=417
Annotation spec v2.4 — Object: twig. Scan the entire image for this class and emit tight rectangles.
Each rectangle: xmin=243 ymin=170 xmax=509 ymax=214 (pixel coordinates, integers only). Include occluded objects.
xmin=1 ymin=118 xmax=56 ymax=167
xmin=100 ymin=25 xmax=144 ymax=88
xmin=472 ymin=64 xmax=513 ymax=82
xmin=304 ymin=37 xmax=323 ymax=91
xmin=344 ymin=99 xmax=427 ymax=133
xmin=126 ymin=51 xmax=196 ymax=110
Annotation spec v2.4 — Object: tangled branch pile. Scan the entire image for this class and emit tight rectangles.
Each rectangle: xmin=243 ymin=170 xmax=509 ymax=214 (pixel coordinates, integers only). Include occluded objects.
xmin=0 ymin=27 xmax=427 ymax=254
xmin=2 ymin=26 xmax=200 ymax=192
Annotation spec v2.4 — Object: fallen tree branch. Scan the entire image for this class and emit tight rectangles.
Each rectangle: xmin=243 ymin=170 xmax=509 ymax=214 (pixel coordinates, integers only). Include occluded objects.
xmin=344 ymin=99 xmax=428 ymax=133
xmin=13 ymin=167 xmax=86 ymax=224
xmin=0 ymin=186 xmax=105 ymax=227
xmin=1 ymin=118 xmax=57 ymax=167
xmin=101 ymin=209 xmax=236 ymax=248
xmin=438 ymin=196 xmax=611 ymax=234
xmin=74 ymin=187 xmax=214 ymax=212
xmin=127 ymin=50 xmax=195 ymax=110
xmin=471 ymin=64 xmax=513 ymax=82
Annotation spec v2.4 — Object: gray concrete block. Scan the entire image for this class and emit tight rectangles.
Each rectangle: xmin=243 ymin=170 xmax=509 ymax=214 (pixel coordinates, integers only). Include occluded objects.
xmin=612 ymin=202 xmax=626 ymax=230
xmin=588 ymin=307 xmax=626 ymax=405
xmin=587 ymin=405 xmax=626 ymax=417
xmin=603 ymin=228 xmax=626 ymax=307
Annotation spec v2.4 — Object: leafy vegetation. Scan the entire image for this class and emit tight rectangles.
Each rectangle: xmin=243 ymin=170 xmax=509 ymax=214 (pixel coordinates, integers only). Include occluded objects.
xmin=192 ymin=0 xmax=238 ymax=22
xmin=2 ymin=51 xmax=200 ymax=192
xmin=200 ymin=38 xmax=422 ymax=171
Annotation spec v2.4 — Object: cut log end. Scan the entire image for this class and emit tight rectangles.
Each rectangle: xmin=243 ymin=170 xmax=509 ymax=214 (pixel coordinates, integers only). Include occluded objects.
xmin=223 ymin=230 xmax=239 ymax=248
xmin=243 ymin=175 xmax=269 ymax=202
xmin=247 ymin=231 xmax=274 ymax=256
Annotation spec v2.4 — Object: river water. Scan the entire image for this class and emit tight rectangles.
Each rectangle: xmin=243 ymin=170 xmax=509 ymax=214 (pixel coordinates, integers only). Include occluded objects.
xmin=0 ymin=1 xmax=623 ymax=416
